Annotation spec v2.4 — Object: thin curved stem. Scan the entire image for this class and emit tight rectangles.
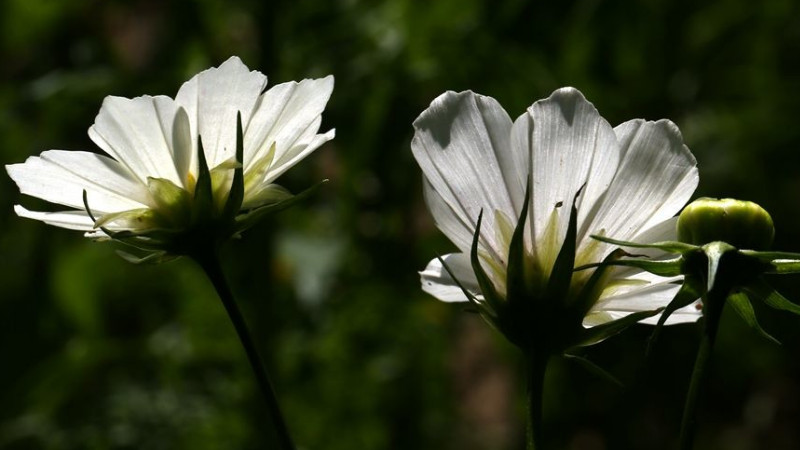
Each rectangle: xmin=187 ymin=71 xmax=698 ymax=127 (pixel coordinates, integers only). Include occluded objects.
xmin=192 ymin=249 xmax=296 ymax=450
xmin=525 ymin=352 xmax=549 ymax=450
xmin=678 ymin=291 xmax=724 ymax=450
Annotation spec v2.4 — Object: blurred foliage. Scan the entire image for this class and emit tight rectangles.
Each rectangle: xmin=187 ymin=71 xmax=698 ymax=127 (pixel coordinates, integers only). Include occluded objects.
xmin=1 ymin=0 xmax=800 ymax=449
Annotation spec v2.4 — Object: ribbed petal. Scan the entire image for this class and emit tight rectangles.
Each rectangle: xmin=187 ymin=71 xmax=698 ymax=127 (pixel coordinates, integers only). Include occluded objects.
xmin=516 ymin=87 xmax=620 ymax=268
xmin=7 ymin=150 xmax=149 ymax=213
xmin=14 ymin=206 xmax=97 ymax=231
xmin=412 ymin=91 xmax=518 ymax=263
xmin=586 ymin=278 xmax=701 ymax=326
xmin=583 ymin=119 xmax=698 ymax=243
xmin=245 ymin=77 xmax=335 ymax=184
xmin=175 ymin=56 xmax=268 ymax=170
xmin=88 ymin=95 xmax=184 ymax=186
xmin=419 ymin=253 xmax=481 ymax=303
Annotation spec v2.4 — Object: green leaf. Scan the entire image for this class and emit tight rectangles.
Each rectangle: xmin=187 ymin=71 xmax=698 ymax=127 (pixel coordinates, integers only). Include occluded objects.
xmin=647 ymin=277 xmax=702 ymax=355
xmin=590 ymin=235 xmax=698 ymax=253
xmin=469 ymin=210 xmax=504 ymax=313
xmin=728 ymin=291 xmax=780 ymax=345
xmin=744 ymin=279 xmax=800 ymax=316
xmin=570 ymin=308 xmax=664 ymax=348
xmin=506 ymin=181 xmax=531 ymax=303
xmin=544 ymin=188 xmax=580 ymax=304
xmin=563 ymin=353 xmax=623 ymax=387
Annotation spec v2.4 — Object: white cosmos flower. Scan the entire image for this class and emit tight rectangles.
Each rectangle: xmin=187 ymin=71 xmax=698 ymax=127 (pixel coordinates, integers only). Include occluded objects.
xmin=7 ymin=57 xmax=333 ymax=256
xmin=412 ymin=87 xmax=701 ymax=343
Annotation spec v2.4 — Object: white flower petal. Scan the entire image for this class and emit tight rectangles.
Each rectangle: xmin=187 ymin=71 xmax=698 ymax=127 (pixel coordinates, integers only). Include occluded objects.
xmin=585 ymin=119 xmax=698 ymax=242
xmin=14 ymin=206 xmax=97 ymax=231
xmin=587 ymin=277 xmax=701 ymax=326
xmin=518 ymin=87 xmax=619 ymax=265
xmin=6 ymin=150 xmax=149 ymax=212
xmin=88 ymin=95 xmax=185 ymax=186
xmin=412 ymin=91 xmax=517 ymax=261
xmin=175 ymin=56 xmax=268 ymax=170
xmin=245 ymin=77 xmax=335 ymax=182
xmin=420 ymin=253 xmax=480 ymax=303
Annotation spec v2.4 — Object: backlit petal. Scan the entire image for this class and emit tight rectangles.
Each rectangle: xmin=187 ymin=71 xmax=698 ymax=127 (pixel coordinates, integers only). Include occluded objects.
xmin=420 ymin=253 xmax=481 ymax=303
xmin=412 ymin=91 xmax=517 ymax=262
xmin=7 ymin=150 xmax=149 ymax=212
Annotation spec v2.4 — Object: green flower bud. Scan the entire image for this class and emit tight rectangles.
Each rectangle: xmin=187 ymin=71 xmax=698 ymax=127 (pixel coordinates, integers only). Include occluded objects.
xmin=677 ymin=198 xmax=774 ymax=250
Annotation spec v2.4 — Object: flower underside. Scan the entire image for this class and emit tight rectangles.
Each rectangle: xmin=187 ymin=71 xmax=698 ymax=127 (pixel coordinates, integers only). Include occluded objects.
xmin=82 ymin=113 xmax=325 ymax=263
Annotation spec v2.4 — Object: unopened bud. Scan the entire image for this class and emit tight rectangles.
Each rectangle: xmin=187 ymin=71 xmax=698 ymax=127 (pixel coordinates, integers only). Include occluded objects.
xmin=677 ymin=198 xmax=774 ymax=250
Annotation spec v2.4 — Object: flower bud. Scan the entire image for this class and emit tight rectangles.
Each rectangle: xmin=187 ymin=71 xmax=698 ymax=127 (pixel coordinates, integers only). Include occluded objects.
xmin=677 ymin=198 xmax=774 ymax=250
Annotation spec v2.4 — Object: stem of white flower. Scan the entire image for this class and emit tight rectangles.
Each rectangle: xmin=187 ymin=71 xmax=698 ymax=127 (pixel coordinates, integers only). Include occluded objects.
xmin=192 ymin=249 xmax=296 ymax=450
xmin=678 ymin=290 xmax=724 ymax=450
xmin=525 ymin=351 xmax=549 ymax=450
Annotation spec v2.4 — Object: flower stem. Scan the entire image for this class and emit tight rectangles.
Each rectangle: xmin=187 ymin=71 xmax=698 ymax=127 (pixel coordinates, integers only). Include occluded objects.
xmin=192 ymin=249 xmax=296 ymax=450
xmin=525 ymin=352 xmax=549 ymax=450
xmin=678 ymin=291 xmax=724 ymax=450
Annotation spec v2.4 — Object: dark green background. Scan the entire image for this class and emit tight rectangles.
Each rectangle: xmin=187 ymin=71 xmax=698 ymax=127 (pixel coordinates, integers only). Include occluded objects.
xmin=2 ymin=0 xmax=799 ymax=449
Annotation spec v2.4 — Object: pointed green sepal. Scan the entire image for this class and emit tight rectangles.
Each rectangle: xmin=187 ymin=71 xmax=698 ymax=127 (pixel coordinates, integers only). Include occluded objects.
xmin=222 ymin=111 xmax=246 ymax=220
xmin=575 ymin=255 xmax=685 ymax=278
xmin=193 ymin=136 xmax=215 ymax=220
xmin=506 ymin=182 xmax=531 ymax=303
xmin=647 ymin=278 xmax=702 ymax=355
xmin=563 ymin=353 xmax=624 ymax=387
xmin=572 ymin=249 xmax=629 ymax=318
xmin=469 ymin=210 xmax=504 ymax=313
xmin=116 ymin=249 xmax=174 ymax=265
xmin=437 ymin=255 xmax=501 ymax=329
xmin=234 ymin=179 xmax=328 ymax=234
xmin=744 ymin=279 xmax=800 ymax=316
xmin=544 ymin=189 xmax=580 ymax=304
xmin=727 ymin=291 xmax=780 ymax=345
xmin=765 ymin=258 xmax=800 ymax=275
xmin=570 ymin=308 xmax=664 ymax=348
xmin=590 ymin=235 xmax=698 ymax=254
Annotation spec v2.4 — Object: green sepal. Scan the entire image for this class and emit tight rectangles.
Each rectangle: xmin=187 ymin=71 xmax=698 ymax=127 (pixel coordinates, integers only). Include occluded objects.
xmin=222 ymin=111 xmax=245 ymax=220
xmin=647 ymin=277 xmax=702 ymax=355
xmin=436 ymin=255 xmax=500 ymax=329
xmin=572 ymin=249 xmax=629 ymax=318
xmin=590 ymin=235 xmax=698 ymax=254
xmin=234 ymin=179 xmax=328 ymax=234
xmin=193 ymin=136 xmax=214 ymax=220
xmin=563 ymin=352 xmax=623 ymax=387
xmin=727 ymin=290 xmax=780 ymax=345
xmin=569 ymin=308 xmax=664 ymax=348
xmin=147 ymin=177 xmax=191 ymax=226
xmin=116 ymin=249 xmax=175 ymax=265
xmin=575 ymin=255 xmax=685 ymax=278
xmin=740 ymin=250 xmax=800 ymax=261
xmin=506 ymin=182 xmax=531 ymax=304
xmin=544 ymin=189 xmax=580 ymax=304
xmin=703 ymin=241 xmax=737 ymax=292
xmin=469 ymin=210 xmax=504 ymax=314
xmin=744 ymin=279 xmax=800 ymax=316
xmin=765 ymin=259 xmax=800 ymax=275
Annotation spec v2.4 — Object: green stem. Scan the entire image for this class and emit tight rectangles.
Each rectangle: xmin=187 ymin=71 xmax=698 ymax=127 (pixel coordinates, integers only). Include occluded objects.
xmin=192 ymin=249 xmax=296 ymax=450
xmin=678 ymin=291 xmax=724 ymax=450
xmin=525 ymin=352 xmax=549 ymax=450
